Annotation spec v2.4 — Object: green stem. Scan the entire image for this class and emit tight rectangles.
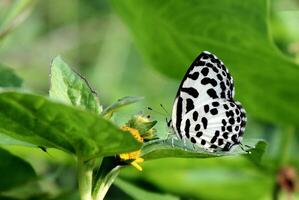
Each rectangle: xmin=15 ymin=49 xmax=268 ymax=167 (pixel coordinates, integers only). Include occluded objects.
xmin=78 ymin=158 xmax=94 ymax=200
xmin=277 ymin=126 xmax=294 ymax=167
xmin=93 ymin=166 xmax=121 ymax=200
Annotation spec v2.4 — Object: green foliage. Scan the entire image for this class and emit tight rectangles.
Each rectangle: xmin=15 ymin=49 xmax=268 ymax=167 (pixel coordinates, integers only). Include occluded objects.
xmin=0 ymin=64 xmax=22 ymax=87
xmin=102 ymin=96 xmax=144 ymax=119
xmin=0 ymin=147 xmax=36 ymax=192
xmin=50 ymin=56 xmax=102 ymax=114
xmin=0 ymin=91 xmax=141 ymax=160
xmin=111 ymin=0 xmax=299 ymax=127
xmin=0 ymin=0 xmax=298 ymax=199
xmin=141 ymin=139 xmax=266 ymax=161
xmin=115 ymin=178 xmax=179 ymax=200
xmin=120 ymin=157 xmax=274 ymax=200
xmin=0 ymin=0 xmax=36 ymax=41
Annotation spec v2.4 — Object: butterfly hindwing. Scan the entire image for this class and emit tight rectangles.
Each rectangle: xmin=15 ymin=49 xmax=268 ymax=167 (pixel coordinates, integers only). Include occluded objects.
xmin=179 ymin=99 xmax=246 ymax=151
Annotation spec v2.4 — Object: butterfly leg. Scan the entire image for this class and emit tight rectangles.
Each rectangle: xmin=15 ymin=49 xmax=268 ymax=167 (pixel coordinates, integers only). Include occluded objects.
xmin=239 ymin=142 xmax=252 ymax=154
xmin=171 ymin=137 xmax=179 ymax=148
xmin=192 ymin=144 xmax=197 ymax=151
xmin=183 ymin=137 xmax=188 ymax=151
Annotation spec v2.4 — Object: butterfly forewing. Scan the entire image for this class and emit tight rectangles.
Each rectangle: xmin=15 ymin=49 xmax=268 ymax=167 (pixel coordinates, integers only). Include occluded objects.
xmin=171 ymin=51 xmax=246 ymax=151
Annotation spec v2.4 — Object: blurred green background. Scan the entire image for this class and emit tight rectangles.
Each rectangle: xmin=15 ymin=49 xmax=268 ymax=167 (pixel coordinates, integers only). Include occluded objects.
xmin=0 ymin=0 xmax=298 ymax=199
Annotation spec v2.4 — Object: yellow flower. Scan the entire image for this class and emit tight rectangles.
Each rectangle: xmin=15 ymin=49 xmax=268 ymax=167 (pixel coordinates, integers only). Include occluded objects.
xmin=119 ymin=126 xmax=144 ymax=171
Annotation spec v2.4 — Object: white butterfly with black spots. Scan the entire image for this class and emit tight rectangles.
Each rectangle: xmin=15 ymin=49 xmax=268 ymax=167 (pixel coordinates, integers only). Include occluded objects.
xmin=168 ymin=51 xmax=247 ymax=152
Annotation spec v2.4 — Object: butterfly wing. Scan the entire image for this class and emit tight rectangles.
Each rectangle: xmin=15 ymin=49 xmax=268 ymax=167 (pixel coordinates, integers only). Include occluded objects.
xmin=171 ymin=51 xmax=246 ymax=151
xmin=179 ymin=98 xmax=246 ymax=151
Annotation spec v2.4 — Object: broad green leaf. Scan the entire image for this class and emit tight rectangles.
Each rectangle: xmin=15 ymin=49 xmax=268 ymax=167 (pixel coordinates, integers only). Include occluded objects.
xmin=115 ymin=178 xmax=179 ymax=200
xmin=0 ymin=147 xmax=36 ymax=192
xmin=50 ymin=56 xmax=102 ymax=114
xmin=141 ymin=138 xmax=266 ymax=161
xmin=0 ymin=0 xmax=36 ymax=41
xmin=0 ymin=91 xmax=141 ymax=160
xmin=0 ymin=133 xmax=34 ymax=146
xmin=120 ymin=157 xmax=273 ymax=200
xmin=111 ymin=0 xmax=299 ymax=126
xmin=102 ymin=96 xmax=144 ymax=119
xmin=0 ymin=64 xmax=22 ymax=87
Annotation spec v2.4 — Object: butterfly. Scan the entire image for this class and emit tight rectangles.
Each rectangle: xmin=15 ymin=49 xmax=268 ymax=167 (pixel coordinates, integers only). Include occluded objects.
xmin=168 ymin=51 xmax=247 ymax=152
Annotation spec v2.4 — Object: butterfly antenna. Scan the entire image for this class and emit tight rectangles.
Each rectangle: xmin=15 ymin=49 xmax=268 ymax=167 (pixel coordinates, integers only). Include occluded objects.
xmin=160 ymin=104 xmax=169 ymax=115
xmin=147 ymin=106 xmax=166 ymax=116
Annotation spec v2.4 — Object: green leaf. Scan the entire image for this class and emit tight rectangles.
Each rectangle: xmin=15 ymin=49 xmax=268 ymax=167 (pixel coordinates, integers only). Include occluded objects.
xmin=0 ymin=91 xmax=141 ymax=160
xmin=0 ymin=0 xmax=36 ymax=41
xmin=50 ymin=56 xmax=102 ymax=114
xmin=111 ymin=0 xmax=299 ymax=126
xmin=114 ymin=178 xmax=179 ymax=200
xmin=0 ymin=64 xmax=22 ymax=87
xmin=245 ymin=139 xmax=267 ymax=166
xmin=102 ymin=96 xmax=144 ymax=119
xmin=120 ymin=157 xmax=273 ymax=200
xmin=0 ymin=147 xmax=37 ymax=192
xmin=141 ymin=138 xmax=266 ymax=161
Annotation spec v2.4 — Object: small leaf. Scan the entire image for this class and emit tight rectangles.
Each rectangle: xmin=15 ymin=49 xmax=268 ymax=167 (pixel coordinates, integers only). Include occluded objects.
xmin=114 ymin=178 xmax=179 ymax=200
xmin=141 ymin=138 xmax=266 ymax=160
xmin=244 ymin=139 xmax=267 ymax=165
xmin=0 ymin=147 xmax=37 ymax=192
xmin=0 ymin=64 xmax=22 ymax=87
xmin=0 ymin=91 xmax=142 ymax=160
xmin=102 ymin=96 xmax=144 ymax=119
xmin=50 ymin=56 xmax=102 ymax=114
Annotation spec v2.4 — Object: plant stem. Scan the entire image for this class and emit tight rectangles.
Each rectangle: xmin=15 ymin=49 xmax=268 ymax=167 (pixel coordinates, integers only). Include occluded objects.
xmin=93 ymin=166 xmax=121 ymax=200
xmin=78 ymin=158 xmax=94 ymax=200
xmin=277 ymin=126 xmax=294 ymax=166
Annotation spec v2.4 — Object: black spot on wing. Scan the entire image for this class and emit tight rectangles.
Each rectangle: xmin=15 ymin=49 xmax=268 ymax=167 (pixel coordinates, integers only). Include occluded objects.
xmin=201 ymin=68 xmax=209 ymax=76
xmin=206 ymin=62 xmax=214 ymax=68
xmin=201 ymin=78 xmax=217 ymax=87
xmin=231 ymin=134 xmax=239 ymax=143
xmin=175 ymin=97 xmax=183 ymax=139
xmin=201 ymin=117 xmax=208 ymax=129
xmin=223 ymin=132 xmax=229 ymax=139
xmin=191 ymin=137 xmax=196 ymax=143
xmin=202 ymin=54 xmax=209 ymax=60
xmin=229 ymin=117 xmax=235 ymax=125
xmin=223 ymin=142 xmax=232 ymax=151
xmin=196 ymin=131 xmax=203 ymax=137
xmin=186 ymin=98 xmax=194 ymax=113
xmin=210 ymin=108 xmax=218 ymax=115
xmin=187 ymin=72 xmax=199 ymax=80
xmin=184 ymin=119 xmax=191 ymax=139
xmin=212 ymin=101 xmax=220 ymax=107
xmin=195 ymin=124 xmax=201 ymax=131
xmin=217 ymin=74 xmax=223 ymax=81
xmin=218 ymin=138 xmax=224 ymax=146
xmin=204 ymin=104 xmax=209 ymax=113
xmin=207 ymin=88 xmax=219 ymax=99
xmin=181 ymin=87 xmax=199 ymax=98
xmin=193 ymin=111 xmax=198 ymax=121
